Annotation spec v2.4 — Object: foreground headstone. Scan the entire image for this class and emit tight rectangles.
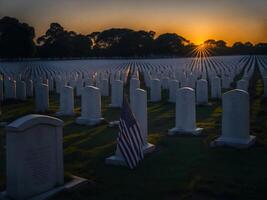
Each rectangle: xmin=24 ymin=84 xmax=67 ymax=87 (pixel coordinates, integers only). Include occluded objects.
xmin=35 ymin=84 xmax=49 ymax=112
xmin=169 ymin=87 xmax=203 ymax=135
xmin=56 ymin=86 xmax=75 ymax=116
xmin=76 ymin=86 xmax=103 ymax=125
xmin=109 ymin=80 xmax=123 ymax=108
xmin=106 ymin=89 xmax=155 ymax=167
xmin=132 ymin=89 xmax=155 ymax=153
xmin=150 ymin=79 xmax=161 ymax=102
xmin=5 ymin=114 xmax=64 ymax=200
xmin=211 ymin=89 xmax=256 ymax=148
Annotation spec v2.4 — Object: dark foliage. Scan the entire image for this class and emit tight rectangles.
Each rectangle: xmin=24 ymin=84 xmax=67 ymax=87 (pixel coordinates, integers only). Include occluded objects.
xmin=1 ymin=16 xmax=267 ymax=59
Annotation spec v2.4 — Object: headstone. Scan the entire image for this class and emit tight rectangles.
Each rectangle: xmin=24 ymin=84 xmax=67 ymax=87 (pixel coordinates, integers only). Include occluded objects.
xmin=132 ymin=89 xmax=155 ymax=153
xmin=264 ymin=77 xmax=267 ymax=98
xmin=196 ymin=79 xmax=208 ymax=105
xmin=76 ymin=86 xmax=103 ymax=125
xmin=161 ymin=78 xmax=169 ymax=89
xmin=169 ymin=80 xmax=179 ymax=102
xmin=26 ymin=80 xmax=34 ymax=97
xmin=56 ymin=86 xmax=75 ymax=116
xmin=0 ymin=77 xmax=3 ymax=101
xmin=211 ymin=77 xmax=221 ymax=99
xmin=109 ymin=80 xmax=123 ymax=108
xmin=5 ymin=79 xmax=16 ymax=100
xmin=169 ymin=87 xmax=203 ymax=135
xmin=150 ymin=79 xmax=161 ymax=102
xmin=35 ymin=84 xmax=49 ymax=112
xmin=76 ymin=79 xmax=84 ymax=97
xmin=5 ymin=114 xmax=64 ymax=199
xmin=237 ymin=79 xmax=248 ymax=91
xmin=100 ymin=79 xmax=109 ymax=96
xmin=17 ymin=81 xmax=26 ymax=101
xmin=211 ymin=89 xmax=256 ymax=148
xmin=130 ymin=78 xmax=140 ymax=109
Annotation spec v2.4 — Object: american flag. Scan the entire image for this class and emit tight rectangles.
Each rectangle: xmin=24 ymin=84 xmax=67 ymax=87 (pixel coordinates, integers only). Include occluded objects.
xmin=117 ymin=98 xmax=144 ymax=169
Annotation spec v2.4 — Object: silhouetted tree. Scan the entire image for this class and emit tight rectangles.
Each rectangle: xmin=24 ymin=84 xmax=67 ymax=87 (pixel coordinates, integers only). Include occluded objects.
xmin=0 ymin=16 xmax=36 ymax=58
xmin=154 ymin=33 xmax=189 ymax=55
xmin=37 ymin=23 xmax=92 ymax=57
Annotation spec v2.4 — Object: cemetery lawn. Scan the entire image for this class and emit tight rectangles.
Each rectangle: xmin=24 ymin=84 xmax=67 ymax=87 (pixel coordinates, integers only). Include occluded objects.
xmin=1 ymin=71 xmax=267 ymax=200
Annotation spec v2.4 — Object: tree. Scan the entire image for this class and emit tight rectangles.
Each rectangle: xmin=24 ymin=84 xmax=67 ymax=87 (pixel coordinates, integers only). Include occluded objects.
xmin=37 ymin=23 xmax=92 ymax=57
xmin=0 ymin=16 xmax=36 ymax=58
xmin=154 ymin=33 xmax=189 ymax=55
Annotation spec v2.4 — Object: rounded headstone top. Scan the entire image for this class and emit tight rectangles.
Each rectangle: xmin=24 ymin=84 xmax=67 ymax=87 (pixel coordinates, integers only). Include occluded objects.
xmin=6 ymin=114 xmax=63 ymax=132
xmin=179 ymin=87 xmax=194 ymax=92
xmin=223 ymin=89 xmax=249 ymax=97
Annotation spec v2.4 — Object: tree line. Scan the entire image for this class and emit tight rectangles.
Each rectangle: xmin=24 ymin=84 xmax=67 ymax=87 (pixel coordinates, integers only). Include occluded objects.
xmin=0 ymin=16 xmax=267 ymax=59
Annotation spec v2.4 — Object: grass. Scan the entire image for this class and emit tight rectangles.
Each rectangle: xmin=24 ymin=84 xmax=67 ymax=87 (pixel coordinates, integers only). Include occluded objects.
xmin=0 ymin=66 xmax=267 ymax=199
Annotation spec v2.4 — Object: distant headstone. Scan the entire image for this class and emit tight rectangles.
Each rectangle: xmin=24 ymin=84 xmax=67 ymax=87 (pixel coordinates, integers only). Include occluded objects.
xmin=26 ymin=80 xmax=34 ymax=97
xmin=150 ymin=79 xmax=161 ymax=102
xmin=100 ymin=79 xmax=109 ymax=96
xmin=211 ymin=89 xmax=255 ymax=148
xmin=169 ymin=87 xmax=203 ymax=135
xmin=5 ymin=79 xmax=16 ymax=99
xmin=5 ymin=114 xmax=64 ymax=199
xmin=130 ymin=78 xmax=140 ymax=109
xmin=16 ymin=81 xmax=26 ymax=101
xmin=35 ymin=84 xmax=49 ymax=112
xmin=109 ymin=80 xmax=123 ymax=108
xmin=169 ymin=80 xmax=179 ymax=102
xmin=196 ymin=79 xmax=208 ymax=105
xmin=211 ymin=77 xmax=221 ymax=99
xmin=76 ymin=86 xmax=103 ymax=125
xmin=237 ymin=79 xmax=248 ymax=91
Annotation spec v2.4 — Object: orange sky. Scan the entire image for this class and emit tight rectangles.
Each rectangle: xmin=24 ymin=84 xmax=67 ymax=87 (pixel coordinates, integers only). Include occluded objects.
xmin=1 ymin=0 xmax=267 ymax=45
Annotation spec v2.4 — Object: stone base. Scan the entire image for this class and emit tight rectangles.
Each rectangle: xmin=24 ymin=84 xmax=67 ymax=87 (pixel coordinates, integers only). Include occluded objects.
xmin=55 ymin=111 xmax=76 ymax=117
xmin=0 ymin=175 xmax=87 ymax=200
xmin=108 ymin=104 xmax=121 ymax=108
xmin=76 ymin=117 xmax=104 ymax=125
xmin=105 ymin=155 xmax=128 ymax=167
xmin=108 ymin=120 xmax=120 ymax=127
xmin=143 ymin=143 xmax=156 ymax=154
xmin=105 ymin=143 xmax=156 ymax=167
xmin=168 ymin=127 xmax=203 ymax=136
xmin=210 ymin=135 xmax=256 ymax=148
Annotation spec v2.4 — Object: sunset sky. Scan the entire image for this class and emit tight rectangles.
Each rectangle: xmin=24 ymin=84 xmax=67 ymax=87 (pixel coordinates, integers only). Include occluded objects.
xmin=1 ymin=0 xmax=267 ymax=45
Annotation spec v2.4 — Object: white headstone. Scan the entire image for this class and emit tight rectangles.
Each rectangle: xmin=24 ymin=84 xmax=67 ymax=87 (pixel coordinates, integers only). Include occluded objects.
xmin=109 ymin=80 xmax=123 ymax=108
xmin=130 ymin=78 xmax=140 ymax=109
xmin=212 ymin=89 xmax=255 ymax=148
xmin=211 ymin=77 xmax=221 ymax=99
xmin=132 ymin=89 xmax=155 ymax=153
xmin=5 ymin=114 xmax=64 ymax=199
xmin=169 ymin=87 xmax=203 ymax=135
xmin=76 ymin=86 xmax=103 ymax=125
xmin=56 ymin=86 xmax=75 ymax=116
xmin=264 ymin=77 xmax=267 ymax=98
xmin=237 ymin=79 xmax=248 ymax=91
xmin=26 ymin=80 xmax=34 ymax=97
xmin=196 ymin=79 xmax=208 ymax=105
xmin=5 ymin=79 xmax=16 ymax=99
xmin=17 ymin=81 xmax=26 ymax=101
xmin=150 ymin=79 xmax=161 ymax=102
xmin=35 ymin=84 xmax=49 ymax=112
xmin=100 ymin=79 xmax=109 ymax=96
xmin=169 ymin=80 xmax=179 ymax=102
